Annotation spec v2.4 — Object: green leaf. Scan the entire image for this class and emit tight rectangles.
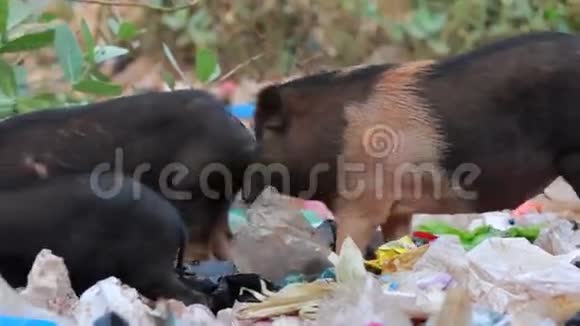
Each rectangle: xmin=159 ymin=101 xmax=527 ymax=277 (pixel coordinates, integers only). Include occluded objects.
xmin=385 ymin=23 xmax=405 ymax=43
xmin=404 ymin=23 xmax=426 ymax=40
xmin=0 ymin=94 xmax=16 ymax=118
xmin=93 ymin=45 xmax=129 ymax=64
xmin=0 ymin=0 xmax=8 ymax=42
xmin=117 ymin=22 xmax=138 ymax=41
xmin=80 ymin=19 xmax=95 ymax=63
xmin=13 ymin=65 xmax=27 ymax=96
xmin=161 ymin=9 xmax=189 ymax=31
xmin=6 ymin=0 xmax=44 ymax=32
xmin=162 ymin=70 xmax=175 ymax=90
xmin=90 ymin=68 xmax=112 ymax=82
xmin=54 ymin=24 xmax=84 ymax=83
xmin=0 ymin=29 xmax=54 ymax=53
xmin=38 ymin=12 xmax=57 ymax=23
xmin=195 ymin=47 xmax=220 ymax=83
xmin=73 ymin=79 xmax=122 ymax=96
xmin=0 ymin=58 xmax=16 ymax=97
xmin=421 ymin=13 xmax=446 ymax=34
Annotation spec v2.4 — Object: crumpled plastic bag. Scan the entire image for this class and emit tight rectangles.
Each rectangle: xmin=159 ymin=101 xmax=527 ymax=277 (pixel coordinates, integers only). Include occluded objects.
xmin=390 ymin=232 xmax=580 ymax=317
xmin=412 ymin=235 xmax=471 ymax=286
xmin=74 ymin=276 xmax=227 ymax=325
xmin=2 ymin=249 xmax=239 ymax=325
xmin=509 ymin=296 xmax=580 ymax=325
xmin=73 ymin=276 xmax=161 ymax=325
xmin=234 ymin=236 xmax=368 ymax=322
xmin=381 ymin=268 xmax=456 ymax=317
xmin=315 ymin=275 xmax=413 ymax=326
xmin=19 ymin=249 xmax=78 ymax=317
xmin=158 ymin=300 xmax=221 ymax=326
xmin=231 ymin=187 xmax=333 ymax=285
xmin=466 ymin=237 xmax=580 ymax=313
xmin=0 ymin=276 xmax=74 ymax=326
xmin=426 ymin=287 xmax=510 ymax=326
xmin=328 ymin=237 xmax=367 ymax=284
xmin=534 ymin=219 xmax=580 ymax=255
xmin=426 ymin=287 xmax=472 ymax=326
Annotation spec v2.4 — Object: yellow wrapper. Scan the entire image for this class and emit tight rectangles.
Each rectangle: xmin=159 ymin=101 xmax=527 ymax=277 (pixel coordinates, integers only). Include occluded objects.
xmin=364 ymin=235 xmax=417 ymax=271
xmin=382 ymin=243 xmax=430 ymax=274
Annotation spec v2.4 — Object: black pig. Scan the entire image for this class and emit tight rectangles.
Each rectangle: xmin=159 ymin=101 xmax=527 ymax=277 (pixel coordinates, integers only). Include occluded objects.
xmin=0 ymin=89 xmax=256 ymax=260
xmin=246 ymin=31 xmax=580 ymax=253
xmin=0 ymin=173 xmax=209 ymax=306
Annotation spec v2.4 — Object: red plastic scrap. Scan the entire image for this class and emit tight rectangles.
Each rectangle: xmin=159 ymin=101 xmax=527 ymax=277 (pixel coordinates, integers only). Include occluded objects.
xmin=412 ymin=231 xmax=438 ymax=242
xmin=512 ymin=199 xmax=544 ymax=217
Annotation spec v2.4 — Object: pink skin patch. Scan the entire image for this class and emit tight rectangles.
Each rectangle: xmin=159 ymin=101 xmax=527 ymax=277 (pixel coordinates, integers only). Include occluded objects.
xmin=368 ymin=323 xmax=383 ymax=326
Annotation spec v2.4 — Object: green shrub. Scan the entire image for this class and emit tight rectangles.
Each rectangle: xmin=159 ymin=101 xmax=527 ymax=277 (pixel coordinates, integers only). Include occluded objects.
xmin=0 ymin=0 xmax=220 ymax=118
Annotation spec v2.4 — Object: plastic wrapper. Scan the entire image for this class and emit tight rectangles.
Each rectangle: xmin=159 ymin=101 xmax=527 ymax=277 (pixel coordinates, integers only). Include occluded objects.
xmin=231 ymin=187 xmax=333 ymax=285
xmin=380 ymin=244 xmax=430 ymax=274
xmin=364 ymin=236 xmax=417 ymax=271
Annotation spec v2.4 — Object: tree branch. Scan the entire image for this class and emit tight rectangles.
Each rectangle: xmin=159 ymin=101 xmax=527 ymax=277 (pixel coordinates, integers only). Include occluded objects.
xmin=69 ymin=0 xmax=199 ymax=12
xmin=217 ymin=53 xmax=263 ymax=83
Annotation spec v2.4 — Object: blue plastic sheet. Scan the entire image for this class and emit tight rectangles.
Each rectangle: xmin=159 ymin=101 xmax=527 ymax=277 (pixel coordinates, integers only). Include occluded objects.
xmin=0 ymin=316 xmax=56 ymax=326
xmin=227 ymin=103 xmax=255 ymax=119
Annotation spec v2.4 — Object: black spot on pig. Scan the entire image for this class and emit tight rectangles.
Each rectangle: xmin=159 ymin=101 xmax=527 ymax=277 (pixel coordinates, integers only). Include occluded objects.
xmin=0 ymin=173 xmax=209 ymax=306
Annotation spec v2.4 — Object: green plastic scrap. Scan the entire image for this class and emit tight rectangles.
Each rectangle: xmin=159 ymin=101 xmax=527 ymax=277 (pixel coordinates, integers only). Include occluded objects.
xmin=300 ymin=209 xmax=324 ymax=228
xmin=228 ymin=208 xmax=248 ymax=233
xmin=415 ymin=221 xmax=540 ymax=250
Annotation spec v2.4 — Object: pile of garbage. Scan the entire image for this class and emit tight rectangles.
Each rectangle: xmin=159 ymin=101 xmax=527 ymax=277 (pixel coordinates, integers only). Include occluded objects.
xmin=2 ymin=187 xmax=580 ymax=325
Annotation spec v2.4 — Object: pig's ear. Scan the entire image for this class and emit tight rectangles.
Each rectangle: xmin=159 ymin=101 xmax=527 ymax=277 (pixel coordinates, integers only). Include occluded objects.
xmin=256 ymin=85 xmax=286 ymax=130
